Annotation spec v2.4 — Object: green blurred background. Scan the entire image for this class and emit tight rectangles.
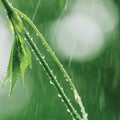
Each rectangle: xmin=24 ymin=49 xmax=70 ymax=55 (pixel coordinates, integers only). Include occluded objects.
xmin=0 ymin=0 xmax=120 ymax=120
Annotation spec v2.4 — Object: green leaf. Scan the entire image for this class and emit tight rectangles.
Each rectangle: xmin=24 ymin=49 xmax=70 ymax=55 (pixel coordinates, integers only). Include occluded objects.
xmin=12 ymin=13 xmax=25 ymax=34
xmin=10 ymin=36 xmax=21 ymax=94
xmin=10 ymin=34 xmax=31 ymax=94
xmin=19 ymin=35 xmax=31 ymax=83
xmin=3 ymin=33 xmax=31 ymax=95
xmin=2 ymin=49 xmax=12 ymax=87
xmin=9 ymin=20 xmax=14 ymax=34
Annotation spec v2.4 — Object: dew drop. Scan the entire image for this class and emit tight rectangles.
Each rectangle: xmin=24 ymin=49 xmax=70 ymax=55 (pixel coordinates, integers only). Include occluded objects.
xmin=41 ymin=55 xmax=45 ymax=59
xmin=36 ymin=33 xmax=39 ymax=36
xmin=31 ymin=49 xmax=34 ymax=52
xmin=67 ymin=108 xmax=70 ymax=113
xmin=71 ymin=87 xmax=73 ymax=90
xmin=83 ymin=113 xmax=88 ymax=120
xmin=67 ymin=99 xmax=70 ymax=103
xmin=36 ymin=57 xmax=39 ymax=61
xmin=47 ymin=49 xmax=49 ymax=52
xmin=58 ymin=94 xmax=61 ymax=98
xmin=10 ymin=2 xmax=13 ymax=6
xmin=50 ymin=70 xmax=53 ymax=73
xmin=50 ymin=80 xmax=54 ymax=85
xmin=26 ymin=32 xmax=29 ymax=35
xmin=30 ymin=37 xmax=33 ymax=40
xmin=38 ymin=61 xmax=42 ymax=65
xmin=24 ymin=38 xmax=27 ymax=41
xmin=66 ymin=79 xmax=69 ymax=81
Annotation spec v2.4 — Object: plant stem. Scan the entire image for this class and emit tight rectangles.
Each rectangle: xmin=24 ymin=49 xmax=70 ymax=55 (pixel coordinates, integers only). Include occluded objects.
xmin=24 ymin=32 xmax=82 ymax=120
xmin=1 ymin=0 xmax=83 ymax=119
xmin=1 ymin=0 xmax=88 ymax=119
xmin=1 ymin=0 xmax=13 ymax=19
xmin=14 ymin=8 xmax=88 ymax=120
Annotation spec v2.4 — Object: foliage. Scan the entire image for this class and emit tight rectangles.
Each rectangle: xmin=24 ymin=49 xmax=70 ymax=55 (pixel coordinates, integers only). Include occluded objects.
xmin=1 ymin=0 xmax=88 ymax=120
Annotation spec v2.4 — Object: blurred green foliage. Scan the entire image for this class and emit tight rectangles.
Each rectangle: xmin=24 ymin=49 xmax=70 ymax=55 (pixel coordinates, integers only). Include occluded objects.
xmin=0 ymin=0 xmax=120 ymax=120
xmin=12 ymin=0 xmax=65 ymax=22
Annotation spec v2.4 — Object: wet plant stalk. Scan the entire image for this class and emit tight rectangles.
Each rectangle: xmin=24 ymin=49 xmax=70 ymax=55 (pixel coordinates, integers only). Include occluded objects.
xmin=1 ymin=0 xmax=88 ymax=119
xmin=14 ymin=8 xmax=88 ymax=120
xmin=25 ymin=32 xmax=82 ymax=120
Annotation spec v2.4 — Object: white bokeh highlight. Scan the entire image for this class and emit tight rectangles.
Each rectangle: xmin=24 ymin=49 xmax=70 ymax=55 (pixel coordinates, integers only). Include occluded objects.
xmin=0 ymin=20 xmax=13 ymax=84
xmin=51 ymin=0 xmax=118 ymax=61
xmin=54 ymin=14 xmax=104 ymax=60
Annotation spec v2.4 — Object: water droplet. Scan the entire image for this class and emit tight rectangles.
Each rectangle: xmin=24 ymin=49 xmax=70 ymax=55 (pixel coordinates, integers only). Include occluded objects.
xmin=67 ymin=99 xmax=70 ymax=103
xmin=66 ymin=79 xmax=69 ymax=81
xmin=24 ymin=38 xmax=27 ymax=41
xmin=83 ymin=113 xmax=88 ymax=120
xmin=50 ymin=70 xmax=53 ymax=73
xmin=50 ymin=80 xmax=54 ymax=85
xmin=30 ymin=37 xmax=33 ymax=40
xmin=58 ymin=94 xmax=61 ymax=98
xmin=10 ymin=2 xmax=13 ymax=6
xmin=26 ymin=32 xmax=29 ymax=35
xmin=72 ymin=118 xmax=75 ymax=120
xmin=67 ymin=108 xmax=70 ymax=113
xmin=36 ymin=57 xmax=39 ymax=61
xmin=36 ymin=33 xmax=39 ymax=36
xmin=38 ymin=61 xmax=42 ymax=65
xmin=31 ymin=49 xmax=34 ymax=52
xmin=71 ymin=87 xmax=73 ymax=90
xmin=47 ymin=49 xmax=49 ymax=52
xmin=41 ymin=55 xmax=45 ymax=59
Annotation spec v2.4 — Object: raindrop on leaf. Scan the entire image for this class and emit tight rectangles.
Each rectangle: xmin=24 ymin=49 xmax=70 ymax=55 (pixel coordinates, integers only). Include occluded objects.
xmin=50 ymin=80 xmax=54 ymax=85
xmin=58 ymin=94 xmax=61 ymax=98
xmin=67 ymin=108 xmax=70 ymax=113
